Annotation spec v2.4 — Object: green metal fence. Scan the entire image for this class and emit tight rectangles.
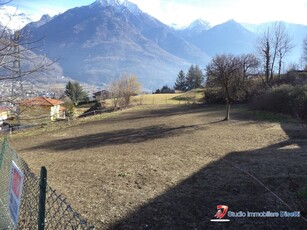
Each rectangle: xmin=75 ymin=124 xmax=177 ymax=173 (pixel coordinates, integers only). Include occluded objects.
xmin=0 ymin=136 xmax=94 ymax=229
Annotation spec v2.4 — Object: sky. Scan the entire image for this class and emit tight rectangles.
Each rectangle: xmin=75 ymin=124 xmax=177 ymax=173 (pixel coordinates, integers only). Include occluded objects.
xmin=4 ymin=0 xmax=307 ymax=27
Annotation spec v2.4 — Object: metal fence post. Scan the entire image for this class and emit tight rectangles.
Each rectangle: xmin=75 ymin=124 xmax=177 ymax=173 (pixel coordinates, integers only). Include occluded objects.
xmin=38 ymin=166 xmax=47 ymax=230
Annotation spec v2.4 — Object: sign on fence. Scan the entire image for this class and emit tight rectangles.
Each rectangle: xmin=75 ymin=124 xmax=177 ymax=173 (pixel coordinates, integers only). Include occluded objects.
xmin=8 ymin=161 xmax=24 ymax=226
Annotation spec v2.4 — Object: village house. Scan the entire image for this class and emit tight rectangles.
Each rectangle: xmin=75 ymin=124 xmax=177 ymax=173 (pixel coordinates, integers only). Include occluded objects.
xmin=0 ymin=107 xmax=9 ymax=122
xmin=0 ymin=107 xmax=13 ymax=132
xmin=19 ymin=97 xmax=65 ymax=122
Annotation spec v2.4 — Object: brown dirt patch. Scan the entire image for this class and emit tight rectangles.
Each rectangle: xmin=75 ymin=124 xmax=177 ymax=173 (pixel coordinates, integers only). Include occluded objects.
xmin=10 ymin=105 xmax=307 ymax=229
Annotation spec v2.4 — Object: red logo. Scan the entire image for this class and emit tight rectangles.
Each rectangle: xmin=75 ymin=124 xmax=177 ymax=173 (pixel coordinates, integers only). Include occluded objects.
xmin=214 ymin=205 xmax=228 ymax=219
xmin=211 ymin=205 xmax=230 ymax=222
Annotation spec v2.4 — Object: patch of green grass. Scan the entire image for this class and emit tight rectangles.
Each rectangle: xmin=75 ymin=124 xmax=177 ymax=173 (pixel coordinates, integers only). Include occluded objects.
xmin=117 ymin=172 xmax=129 ymax=177
xmin=241 ymin=109 xmax=294 ymax=123
xmin=131 ymin=93 xmax=184 ymax=105
xmin=173 ymin=88 xmax=205 ymax=103
xmin=97 ymin=89 xmax=205 ymax=109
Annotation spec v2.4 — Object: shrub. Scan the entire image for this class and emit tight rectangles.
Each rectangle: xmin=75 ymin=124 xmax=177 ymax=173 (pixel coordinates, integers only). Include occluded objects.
xmin=243 ymin=81 xmax=268 ymax=103
xmin=205 ymin=79 xmax=267 ymax=104
xmin=204 ymin=88 xmax=225 ymax=104
xmin=270 ymin=71 xmax=307 ymax=86
xmin=289 ymin=85 xmax=307 ymax=120
xmin=251 ymin=84 xmax=307 ymax=120
xmin=64 ymin=102 xmax=75 ymax=119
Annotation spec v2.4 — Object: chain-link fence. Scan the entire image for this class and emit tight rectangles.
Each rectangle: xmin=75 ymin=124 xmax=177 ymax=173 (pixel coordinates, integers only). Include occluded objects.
xmin=0 ymin=136 xmax=94 ymax=229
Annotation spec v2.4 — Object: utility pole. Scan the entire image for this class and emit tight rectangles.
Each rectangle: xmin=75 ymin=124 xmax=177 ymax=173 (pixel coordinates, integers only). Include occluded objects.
xmin=11 ymin=30 xmax=23 ymax=98
xmin=12 ymin=31 xmax=22 ymax=125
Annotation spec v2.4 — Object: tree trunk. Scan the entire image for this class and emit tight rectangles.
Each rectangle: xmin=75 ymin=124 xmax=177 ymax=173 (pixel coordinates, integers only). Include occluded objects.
xmin=224 ymin=102 xmax=230 ymax=121
xmin=265 ymin=40 xmax=270 ymax=83
xmin=278 ymin=57 xmax=282 ymax=78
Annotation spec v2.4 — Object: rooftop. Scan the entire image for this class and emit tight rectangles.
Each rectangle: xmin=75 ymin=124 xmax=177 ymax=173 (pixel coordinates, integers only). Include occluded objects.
xmin=19 ymin=97 xmax=64 ymax=106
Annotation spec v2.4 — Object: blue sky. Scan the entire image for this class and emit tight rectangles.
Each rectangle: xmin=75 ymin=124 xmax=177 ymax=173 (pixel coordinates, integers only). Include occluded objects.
xmin=6 ymin=0 xmax=307 ymax=26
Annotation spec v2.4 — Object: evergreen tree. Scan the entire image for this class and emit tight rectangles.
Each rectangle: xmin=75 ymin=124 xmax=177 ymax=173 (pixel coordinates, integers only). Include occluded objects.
xmin=174 ymin=70 xmax=186 ymax=91
xmin=64 ymin=81 xmax=89 ymax=106
xmin=185 ymin=65 xmax=195 ymax=90
xmin=186 ymin=65 xmax=204 ymax=90
xmin=194 ymin=65 xmax=205 ymax=89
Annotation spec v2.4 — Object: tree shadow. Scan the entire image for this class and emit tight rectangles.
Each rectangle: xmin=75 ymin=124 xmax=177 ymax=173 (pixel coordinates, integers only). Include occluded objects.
xmin=24 ymin=124 xmax=205 ymax=151
xmin=91 ymin=104 xmax=224 ymax=125
xmin=108 ymin=120 xmax=307 ymax=229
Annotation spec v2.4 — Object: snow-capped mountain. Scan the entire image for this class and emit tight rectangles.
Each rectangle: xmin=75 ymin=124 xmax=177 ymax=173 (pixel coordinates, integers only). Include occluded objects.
xmin=3 ymin=0 xmax=305 ymax=89
xmin=90 ymin=0 xmax=142 ymax=15
xmin=176 ymin=19 xmax=256 ymax=57
xmin=186 ymin=19 xmax=211 ymax=32
xmin=23 ymin=14 xmax=54 ymax=30
xmin=22 ymin=0 xmax=209 ymax=89
xmin=171 ymin=19 xmax=211 ymax=32
xmin=0 ymin=5 xmax=33 ymax=31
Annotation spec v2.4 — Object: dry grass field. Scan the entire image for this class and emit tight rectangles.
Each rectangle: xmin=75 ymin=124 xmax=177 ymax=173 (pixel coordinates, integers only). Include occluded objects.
xmin=9 ymin=104 xmax=307 ymax=229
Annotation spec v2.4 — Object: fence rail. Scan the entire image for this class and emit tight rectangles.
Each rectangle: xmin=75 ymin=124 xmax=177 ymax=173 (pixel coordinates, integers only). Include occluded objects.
xmin=0 ymin=136 xmax=94 ymax=229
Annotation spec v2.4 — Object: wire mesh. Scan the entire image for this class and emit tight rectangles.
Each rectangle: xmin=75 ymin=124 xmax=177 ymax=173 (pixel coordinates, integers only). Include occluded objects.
xmin=0 ymin=137 xmax=94 ymax=229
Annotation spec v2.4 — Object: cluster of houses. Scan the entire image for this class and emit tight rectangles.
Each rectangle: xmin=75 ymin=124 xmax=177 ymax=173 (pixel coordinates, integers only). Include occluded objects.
xmin=0 ymin=89 xmax=110 ymax=131
xmin=0 ymin=97 xmax=66 ymax=131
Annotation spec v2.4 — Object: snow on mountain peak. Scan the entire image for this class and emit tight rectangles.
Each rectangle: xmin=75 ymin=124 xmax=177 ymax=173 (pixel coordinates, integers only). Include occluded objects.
xmin=0 ymin=5 xmax=33 ymax=31
xmin=188 ymin=19 xmax=211 ymax=30
xmin=92 ymin=0 xmax=124 ymax=7
xmin=90 ymin=0 xmax=141 ymax=15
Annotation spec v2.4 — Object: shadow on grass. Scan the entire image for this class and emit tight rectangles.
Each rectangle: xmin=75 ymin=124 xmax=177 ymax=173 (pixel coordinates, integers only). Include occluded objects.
xmin=24 ymin=105 xmax=228 ymax=152
xmin=108 ymin=127 xmax=307 ymax=229
xmin=25 ymin=124 xmax=205 ymax=151
xmin=87 ymin=104 xmax=225 ymax=125
xmin=105 ymin=108 xmax=307 ymax=229
xmin=24 ymin=104 xmax=307 ymax=228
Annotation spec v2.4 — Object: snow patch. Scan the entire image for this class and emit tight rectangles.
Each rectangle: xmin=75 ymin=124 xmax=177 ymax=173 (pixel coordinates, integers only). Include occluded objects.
xmin=90 ymin=0 xmax=141 ymax=15
xmin=0 ymin=5 xmax=33 ymax=30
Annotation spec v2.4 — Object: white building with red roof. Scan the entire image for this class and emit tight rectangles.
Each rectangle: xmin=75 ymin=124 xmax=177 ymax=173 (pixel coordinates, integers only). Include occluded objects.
xmin=19 ymin=97 xmax=65 ymax=122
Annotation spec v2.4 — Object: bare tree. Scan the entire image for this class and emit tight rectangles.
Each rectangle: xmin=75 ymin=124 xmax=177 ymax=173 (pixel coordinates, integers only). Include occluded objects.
xmin=109 ymin=79 xmax=122 ymax=109
xmin=0 ymin=3 xmax=57 ymax=125
xmin=256 ymin=22 xmax=293 ymax=82
xmin=275 ymin=23 xmax=294 ymax=78
xmin=120 ymin=75 xmax=141 ymax=106
xmin=257 ymin=28 xmax=271 ymax=83
xmin=109 ymin=74 xmax=141 ymax=108
xmin=303 ymin=35 xmax=307 ymax=65
xmin=239 ymin=53 xmax=259 ymax=80
xmin=206 ymin=54 xmax=245 ymax=121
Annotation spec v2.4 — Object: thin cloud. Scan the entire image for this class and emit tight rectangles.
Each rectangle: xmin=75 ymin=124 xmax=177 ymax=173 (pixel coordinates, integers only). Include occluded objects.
xmin=130 ymin=0 xmax=307 ymax=26
xmin=8 ymin=1 xmax=66 ymax=20
xmin=4 ymin=0 xmax=307 ymax=26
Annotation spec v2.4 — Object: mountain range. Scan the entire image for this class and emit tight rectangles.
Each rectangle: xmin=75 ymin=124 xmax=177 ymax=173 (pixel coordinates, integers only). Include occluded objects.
xmin=1 ymin=0 xmax=307 ymax=89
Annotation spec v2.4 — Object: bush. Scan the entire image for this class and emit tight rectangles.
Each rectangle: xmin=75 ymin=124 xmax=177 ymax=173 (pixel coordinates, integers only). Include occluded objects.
xmin=270 ymin=71 xmax=307 ymax=86
xmin=243 ymin=81 xmax=268 ymax=103
xmin=204 ymin=88 xmax=225 ymax=104
xmin=289 ymin=85 xmax=307 ymax=120
xmin=64 ymin=102 xmax=75 ymax=118
xmin=251 ymin=84 xmax=307 ymax=120
xmin=205 ymin=80 xmax=267 ymax=104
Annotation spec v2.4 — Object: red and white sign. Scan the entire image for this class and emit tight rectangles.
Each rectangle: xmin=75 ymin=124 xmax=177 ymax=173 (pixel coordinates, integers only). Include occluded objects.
xmin=8 ymin=161 xmax=24 ymax=226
